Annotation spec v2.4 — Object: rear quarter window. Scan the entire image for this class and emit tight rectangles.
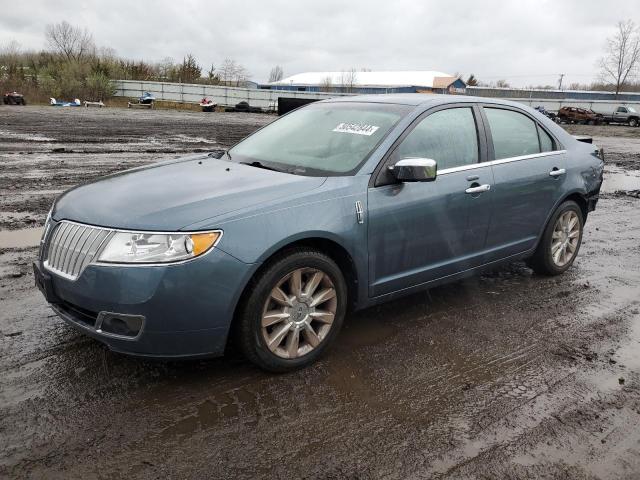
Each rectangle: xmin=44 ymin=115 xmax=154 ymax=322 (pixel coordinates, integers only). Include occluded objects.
xmin=539 ymin=126 xmax=554 ymax=152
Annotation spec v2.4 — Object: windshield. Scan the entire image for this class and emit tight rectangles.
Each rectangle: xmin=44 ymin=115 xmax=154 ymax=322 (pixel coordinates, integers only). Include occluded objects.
xmin=228 ymin=102 xmax=410 ymax=176
xmin=628 ymin=106 xmax=637 ymax=113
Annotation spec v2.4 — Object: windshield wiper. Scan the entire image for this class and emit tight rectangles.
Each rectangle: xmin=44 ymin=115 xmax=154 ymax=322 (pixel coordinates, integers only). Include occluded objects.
xmin=240 ymin=161 xmax=284 ymax=173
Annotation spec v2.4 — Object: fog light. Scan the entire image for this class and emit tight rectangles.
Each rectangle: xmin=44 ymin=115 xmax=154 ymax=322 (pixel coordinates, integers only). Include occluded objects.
xmin=97 ymin=312 xmax=145 ymax=338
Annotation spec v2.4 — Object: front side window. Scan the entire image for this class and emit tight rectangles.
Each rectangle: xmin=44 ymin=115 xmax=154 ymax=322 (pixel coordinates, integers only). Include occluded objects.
xmin=485 ymin=108 xmax=541 ymax=159
xmin=392 ymin=107 xmax=479 ymax=170
xmin=228 ymin=102 xmax=410 ymax=176
xmin=617 ymin=107 xmax=628 ymax=113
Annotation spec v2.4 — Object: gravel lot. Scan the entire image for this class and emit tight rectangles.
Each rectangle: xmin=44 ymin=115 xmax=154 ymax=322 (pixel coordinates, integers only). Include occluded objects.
xmin=1 ymin=106 xmax=640 ymax=479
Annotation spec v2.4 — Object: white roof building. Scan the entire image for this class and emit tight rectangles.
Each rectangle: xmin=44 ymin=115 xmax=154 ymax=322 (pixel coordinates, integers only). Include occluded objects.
xmin=270 ymin=71 xmax=461 ymax=89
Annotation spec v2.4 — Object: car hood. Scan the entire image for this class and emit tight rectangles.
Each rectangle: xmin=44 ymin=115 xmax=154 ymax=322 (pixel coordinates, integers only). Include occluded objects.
xmin=53 ymin=154 xmax=327 ymax=230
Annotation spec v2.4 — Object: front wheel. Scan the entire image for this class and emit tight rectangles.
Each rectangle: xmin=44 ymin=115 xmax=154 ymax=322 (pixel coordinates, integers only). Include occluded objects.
xmin=630 ymin=118 xmax=638 ymax=128
xmin=236 ymin=249 xmax=347 ymax=372
xmin=527 ymin=201 xmax=583 ymax=276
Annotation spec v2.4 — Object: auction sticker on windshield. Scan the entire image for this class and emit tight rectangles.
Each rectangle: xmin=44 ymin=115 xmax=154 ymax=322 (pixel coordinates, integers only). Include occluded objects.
xmin=333 ymin=123 xmax=380 ymax=136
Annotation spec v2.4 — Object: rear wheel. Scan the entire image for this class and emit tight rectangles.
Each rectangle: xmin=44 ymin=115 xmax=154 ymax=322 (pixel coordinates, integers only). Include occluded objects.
xmin=236 ymin=249 xmax=347 ymax=372
xmin=527 ymin=201 xmax=583 ymax=276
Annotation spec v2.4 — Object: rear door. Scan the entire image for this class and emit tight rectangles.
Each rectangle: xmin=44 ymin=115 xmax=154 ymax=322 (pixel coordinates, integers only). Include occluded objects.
xmin=481 ymin=106 xmax=566 ymax=260
xmin=367 ymin=105 xmax=494 ymax=297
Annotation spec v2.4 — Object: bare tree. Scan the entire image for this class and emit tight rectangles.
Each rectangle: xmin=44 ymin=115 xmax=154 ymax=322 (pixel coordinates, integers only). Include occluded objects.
xmin=218 ymin=58 xmax=238 ymax=85
xmin=45 ymin=21 xmax=95 ymax=61
xmin=268 ymin=65 xmax=284 ymax=83
xmin=320 ymin=75 xmax=333 ymax=92
xmin=339 ymin=68 xmax=358 ymax=93
xmin=233 ymin=64 xmax=250 ymax=87
xmin=599 ymin=20 xmax=640 ymax=96
xmin=217 ymin=58 xmax=249 ymax=86
xmin=495 ymin=79 xmax=510 ymax=88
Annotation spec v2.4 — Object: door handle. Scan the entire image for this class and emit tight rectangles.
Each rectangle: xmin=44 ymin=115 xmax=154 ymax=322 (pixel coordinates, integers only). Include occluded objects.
xmin=465 ymin=184 xmax=491 ymax=194
xmin=549 ymin=168 xmax=566 ymax=177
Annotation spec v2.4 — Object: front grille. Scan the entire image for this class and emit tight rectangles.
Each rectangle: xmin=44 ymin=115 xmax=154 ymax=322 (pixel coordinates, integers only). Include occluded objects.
xmin=44 ymin=221 xmax=112 ymax=280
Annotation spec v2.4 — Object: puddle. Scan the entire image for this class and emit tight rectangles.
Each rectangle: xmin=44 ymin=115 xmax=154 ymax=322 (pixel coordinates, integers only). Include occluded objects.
xmin=0 ymin=227 xmax=43 ymax=249
xmin=601 ymin=166 xmax=640 ymax=194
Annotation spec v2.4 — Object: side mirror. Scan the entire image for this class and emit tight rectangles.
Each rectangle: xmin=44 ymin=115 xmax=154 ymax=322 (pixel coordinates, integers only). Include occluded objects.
xmin=389 ymin=158 xmax=437 ymax=182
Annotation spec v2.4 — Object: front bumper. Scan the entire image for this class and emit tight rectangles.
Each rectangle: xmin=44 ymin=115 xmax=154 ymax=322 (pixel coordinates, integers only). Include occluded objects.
xmin=34 ymin=246 xmax=253 ymax=359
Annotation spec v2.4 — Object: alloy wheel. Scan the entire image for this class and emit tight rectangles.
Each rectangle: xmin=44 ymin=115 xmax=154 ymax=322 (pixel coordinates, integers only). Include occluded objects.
xmin=261 ymin=268 xmax=337 ymax=359
xmin=551 ymin=210 xmax=580 ymax=267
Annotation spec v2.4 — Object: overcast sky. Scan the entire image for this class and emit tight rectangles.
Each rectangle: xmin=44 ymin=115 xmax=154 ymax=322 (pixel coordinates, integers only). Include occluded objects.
xmin=1 ymin=0 xmax=639 ymax=87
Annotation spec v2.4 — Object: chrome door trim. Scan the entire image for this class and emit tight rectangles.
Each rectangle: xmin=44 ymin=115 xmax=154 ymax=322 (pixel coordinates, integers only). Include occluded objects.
xmin=438 ymin=150 xmax=567 ymax=176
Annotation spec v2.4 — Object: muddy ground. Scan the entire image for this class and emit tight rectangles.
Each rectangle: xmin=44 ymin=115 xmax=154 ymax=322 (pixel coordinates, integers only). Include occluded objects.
xmin=1 ymin=106 xmax=640 ymax=479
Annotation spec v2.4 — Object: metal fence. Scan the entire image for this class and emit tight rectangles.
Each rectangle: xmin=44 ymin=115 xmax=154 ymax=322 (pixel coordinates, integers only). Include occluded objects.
xmin=113 ymin=80 xmax=640 ymax=114
xmin=113 ymin=80 xmax=349 ymax=108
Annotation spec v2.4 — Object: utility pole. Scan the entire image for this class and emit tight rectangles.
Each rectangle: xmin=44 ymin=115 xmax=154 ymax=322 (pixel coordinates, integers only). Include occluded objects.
xmin=558 ymin=73 xmax=565 ymax=90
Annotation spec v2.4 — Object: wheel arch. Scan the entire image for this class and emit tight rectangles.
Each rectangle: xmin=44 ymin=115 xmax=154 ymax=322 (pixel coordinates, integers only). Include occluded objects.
xmin=530 ymin=189 xmax=588 ymax=255
xmin=226 ymin=235 xmax=361 ymax=350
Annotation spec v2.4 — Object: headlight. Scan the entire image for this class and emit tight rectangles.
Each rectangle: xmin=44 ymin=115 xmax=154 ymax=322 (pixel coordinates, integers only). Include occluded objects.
xmin=97 ymin=230 xmax=221 ymax=264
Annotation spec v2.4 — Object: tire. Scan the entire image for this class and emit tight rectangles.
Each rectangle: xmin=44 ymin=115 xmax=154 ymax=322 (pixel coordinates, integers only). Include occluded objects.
xmin=527 ymin=200 xmax=584 ymax=276
xmin=630 ymin=118 xmax=638 ymax=128
xmin=235 ymin=248 xmax=347 ymax=372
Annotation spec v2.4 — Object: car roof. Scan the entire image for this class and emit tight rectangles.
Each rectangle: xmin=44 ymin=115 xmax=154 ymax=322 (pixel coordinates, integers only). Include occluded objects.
xmin=322 ymin=93 xmax=535 ymax=110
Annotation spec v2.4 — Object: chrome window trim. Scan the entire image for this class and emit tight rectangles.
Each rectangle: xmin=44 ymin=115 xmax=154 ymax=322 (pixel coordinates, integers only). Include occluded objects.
xmin=438 ymin=149 xmax=566 ymax=176
xmin=43 ymin=219 xmax=223 ymax=279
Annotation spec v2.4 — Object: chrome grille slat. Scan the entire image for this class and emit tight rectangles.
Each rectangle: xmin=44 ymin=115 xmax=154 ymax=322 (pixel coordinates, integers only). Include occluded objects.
xmin=45 ymin=221 xmax=63 ymax=261
xmin=44 ymin=222 xmax=113 ymax=281
xmin=67 ymin=227 xmax=92 ymax=276
xmin=47 ymin=222 xmax=64 ymax=266
xmin=53 ymin=223 xmax=73 ymax=267
xmin=62 ymin=225 xmax=83 ymax=273
xmin=59 ymin=225 xmax=80 ymax=272
xmin=70 ymin=229 xmax=97 ymax=276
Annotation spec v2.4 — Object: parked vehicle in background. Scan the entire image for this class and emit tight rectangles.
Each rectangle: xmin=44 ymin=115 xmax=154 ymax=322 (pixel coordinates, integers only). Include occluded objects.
xmin=557 ymin=106 xmax=602 ymax=125
xmin=3 ymin=91 xmax=26 ymax=105
xmin=34 ymin=94 xmax=604 ymax=372
xmin=535 ymin=106 xmax=557 ymax=122
xmin=598 ymin=105 xmax=640 ymax=127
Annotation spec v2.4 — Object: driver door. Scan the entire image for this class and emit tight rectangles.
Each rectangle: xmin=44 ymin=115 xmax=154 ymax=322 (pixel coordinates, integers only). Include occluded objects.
xmin=367 ymin=105 xmax=493 ymax=297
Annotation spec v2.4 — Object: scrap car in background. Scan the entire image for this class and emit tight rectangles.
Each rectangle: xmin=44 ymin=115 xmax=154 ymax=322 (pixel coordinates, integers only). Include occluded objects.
xmin=34 ymin=94 xmax=604 ymax=372
xmin=557 ymin=106 xmax=602 ymax=125
xmin=3 ymin=91 xmax=26 ymax=105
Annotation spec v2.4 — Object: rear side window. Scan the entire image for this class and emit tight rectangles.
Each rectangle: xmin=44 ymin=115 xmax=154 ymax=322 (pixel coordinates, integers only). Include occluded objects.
xmin=394 ymin=107 xmax=479 ymax=170
xmin=485 ymin=108 xmax=540 ymax=159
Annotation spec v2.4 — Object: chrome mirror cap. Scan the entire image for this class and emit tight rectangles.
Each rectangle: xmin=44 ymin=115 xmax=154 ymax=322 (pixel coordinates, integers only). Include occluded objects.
xmin=389 ymin=158 xmax=437 ymax=182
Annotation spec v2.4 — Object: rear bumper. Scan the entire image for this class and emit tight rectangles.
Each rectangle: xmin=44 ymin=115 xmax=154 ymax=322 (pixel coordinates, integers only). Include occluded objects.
xmin=34 ymin=246 xmax=254 ymax=359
